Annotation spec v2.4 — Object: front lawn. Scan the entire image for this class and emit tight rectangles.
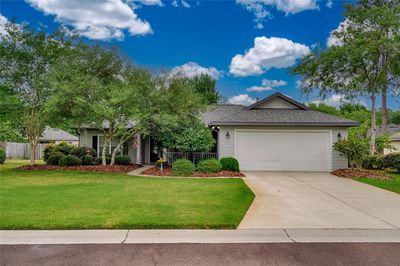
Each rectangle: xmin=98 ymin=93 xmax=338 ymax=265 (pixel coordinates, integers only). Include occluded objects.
xmin=355 ymin=171 xmax=400 ymax=194
xmin=0 ymin=160 xmax=254 ymax=229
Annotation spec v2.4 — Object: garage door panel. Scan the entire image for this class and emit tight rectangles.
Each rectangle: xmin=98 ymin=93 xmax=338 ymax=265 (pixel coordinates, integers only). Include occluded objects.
xmin=236 ymin=131 xmax=331 ymax=171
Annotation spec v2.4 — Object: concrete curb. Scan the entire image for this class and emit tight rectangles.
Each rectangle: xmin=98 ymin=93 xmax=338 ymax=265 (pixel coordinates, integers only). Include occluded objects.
xmin=1 ymin=229 xmax=400 ymax=245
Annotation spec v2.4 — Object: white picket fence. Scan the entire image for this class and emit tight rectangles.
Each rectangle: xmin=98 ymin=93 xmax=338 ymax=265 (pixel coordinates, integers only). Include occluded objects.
xmin=0 ymin=142 xmax=46 ymax=159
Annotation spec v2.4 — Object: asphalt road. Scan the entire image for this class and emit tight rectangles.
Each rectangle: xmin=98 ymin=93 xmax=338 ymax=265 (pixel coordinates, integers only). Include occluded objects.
xmin=1 ymin=243 xmax=400 ymax=266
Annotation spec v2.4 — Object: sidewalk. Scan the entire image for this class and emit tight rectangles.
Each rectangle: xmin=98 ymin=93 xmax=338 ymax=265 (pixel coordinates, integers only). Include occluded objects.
xmin=126 ymin=165 xmax=153 ymax=176
xmin=1 ymin=229 xmax=400 ymax=245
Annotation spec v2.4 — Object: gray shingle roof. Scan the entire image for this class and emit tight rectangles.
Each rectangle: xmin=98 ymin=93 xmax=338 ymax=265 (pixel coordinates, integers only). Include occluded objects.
xmin=390 ymin=131 xmax=400 ymax=140
xmin=40 ymin=128 xmax=79 ymax=141
xmin=200 ymin=104 xmax=245 ymax=125
xmin=208 ymin=109 xmax=359 ymax=126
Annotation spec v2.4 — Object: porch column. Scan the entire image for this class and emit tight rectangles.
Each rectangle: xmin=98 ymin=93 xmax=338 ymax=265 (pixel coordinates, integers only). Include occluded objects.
xmin=136 ymin=134 xmax=142 ymax=165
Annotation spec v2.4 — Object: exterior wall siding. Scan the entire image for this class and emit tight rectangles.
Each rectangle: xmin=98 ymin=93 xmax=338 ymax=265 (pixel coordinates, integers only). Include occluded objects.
xmin=218 ymin=125 xmax=349 ymax=171
xmin=78 ymin=128 xmax=139 ymax=164
xmin=79 ymin=128 xmax=102 ymax=148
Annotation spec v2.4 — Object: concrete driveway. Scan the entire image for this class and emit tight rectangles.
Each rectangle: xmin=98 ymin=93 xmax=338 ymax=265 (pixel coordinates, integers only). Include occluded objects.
xmin=239 ymin=172 xmax=400 ymax=229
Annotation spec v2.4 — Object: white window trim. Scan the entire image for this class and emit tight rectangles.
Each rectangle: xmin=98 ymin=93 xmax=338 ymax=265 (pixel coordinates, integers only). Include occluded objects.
xmin=97 ymin=134 xmax=122 ymax=157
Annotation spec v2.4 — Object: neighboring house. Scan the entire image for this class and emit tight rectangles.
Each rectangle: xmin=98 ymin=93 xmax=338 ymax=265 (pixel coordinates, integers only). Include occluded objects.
xmin=40 ymin=128 xmax=79 ymax=146
xmin=78 ymin=93 xmax=358 ymax=171
xmin=372 ymin=124 xmax=400 ymax=155
xmin=384 ymin=131 xmax=400 ymax=155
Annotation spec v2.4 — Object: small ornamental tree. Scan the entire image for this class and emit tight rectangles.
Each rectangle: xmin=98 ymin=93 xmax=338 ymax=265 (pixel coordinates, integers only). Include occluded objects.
xmin=155 ymin=118 xmax=215 ymax=154
xmin=333 ymin=125 xmax=370 ymax=168
xmin=0 ymin=22 xmax=73 ymax=164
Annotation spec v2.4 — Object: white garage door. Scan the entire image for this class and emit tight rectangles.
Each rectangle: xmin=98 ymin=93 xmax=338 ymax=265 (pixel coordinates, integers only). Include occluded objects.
xmin=235 ymin=131 xmax=331 ymax=171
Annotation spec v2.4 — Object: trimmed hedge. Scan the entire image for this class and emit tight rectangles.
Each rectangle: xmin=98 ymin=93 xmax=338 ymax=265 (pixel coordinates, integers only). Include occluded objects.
xmin=47 ymin=152 xmax=65 ymax=165
xmin=95 ymin=156 xmax=111 ymax=165
xmin=70 ymin=147 xmax=97 ymax=158
xmin=0 ymin=148 xmax=6 ymax=164
xmin=394 ymin=157 xmax=400 ymax=172
xmin=362 ymin=155 xmax=384 ymax=170
xmin=382 ymin=153 xmax=400 ymax=169
xmin=59 ymin=155 xmax=81 ymax=166
xmin=172 ymin=159 xmax=196 ymax=176
xmin=81 ymin=155 xmax=94 ymax=165
xmin=54 ymin=142 xmax=74 ymax=156
xmin=115 ymin=155 xmax=131 ymax=165
xmin=43 ymin=142 xmax=75 ymax=162
xmin=197 ymin=158 xmax=222 ymax=173
xmin=220 ymin=157 xmax=239 ymax=172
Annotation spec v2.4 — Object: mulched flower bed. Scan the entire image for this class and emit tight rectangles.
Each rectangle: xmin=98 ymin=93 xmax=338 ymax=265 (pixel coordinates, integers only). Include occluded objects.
xmin=331 ymin=168 xmax=393 ymax=180
xmin=18 ymin=164 xmax=142 ymax=174
xmin=141 ymin=166 xmax=245 ymax=177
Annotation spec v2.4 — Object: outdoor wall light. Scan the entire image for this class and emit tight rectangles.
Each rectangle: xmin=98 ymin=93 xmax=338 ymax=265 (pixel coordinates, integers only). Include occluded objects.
xmin=337 ymin=132 xmax=342 ymax=140
xmin=226 ymin=131 xmax=230 ymax=139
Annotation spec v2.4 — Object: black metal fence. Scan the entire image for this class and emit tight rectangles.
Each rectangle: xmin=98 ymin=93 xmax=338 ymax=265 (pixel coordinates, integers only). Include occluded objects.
xmin=165 ymin=152 xmax=217 ymax=165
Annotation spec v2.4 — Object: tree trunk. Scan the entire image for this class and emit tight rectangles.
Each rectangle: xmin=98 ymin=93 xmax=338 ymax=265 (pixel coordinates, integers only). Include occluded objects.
xmin=101 ymin=140 xmax=109 ymax=166
xmin=370 ymin=89 xmax=377 ymax=154
xmin=29 ymin=140 xmax=36 ymax=165
xmin=381 ymin=83 xmax=388 ymax=134
xmin=27 ymin=110 xmax=40 ymax=165
xmin=110 ymin=142 xmax=122 ymax=165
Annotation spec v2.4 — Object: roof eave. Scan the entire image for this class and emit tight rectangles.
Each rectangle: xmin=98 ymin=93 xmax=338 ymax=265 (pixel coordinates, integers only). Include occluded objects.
xmin=209 ymin=121 xmax=360 ymax=127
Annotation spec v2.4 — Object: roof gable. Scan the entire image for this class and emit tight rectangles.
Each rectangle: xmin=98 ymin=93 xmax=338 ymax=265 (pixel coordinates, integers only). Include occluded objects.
xmin=246 ymin=92 xmax=308 ymax=110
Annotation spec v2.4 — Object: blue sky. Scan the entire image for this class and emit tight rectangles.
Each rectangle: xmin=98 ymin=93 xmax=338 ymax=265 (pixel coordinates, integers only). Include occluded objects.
xmin=1 ymin=0 xmax=398 ymax=109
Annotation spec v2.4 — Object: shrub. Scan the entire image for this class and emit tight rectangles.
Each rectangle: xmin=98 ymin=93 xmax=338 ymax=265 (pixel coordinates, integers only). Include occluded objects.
xmin=220 ymin=157 xmax=240 ymax=172
xmin=47 ymin=151 xmax=65 ymax=165
xmin=393 ymin=157 xmax=400 ymax=173
xmin=197 ymin=158 xmax=222 ymax=173
xmin=43 ymin=142 xmax=75 ymax=162
xmin=55 ymin=142 xmax=74 ymax=155
xmin=59 ymin=155 xmax=81 ymax=166
xmin=362 ymin=155 xmax=384 ymax=170
xmin=0 ymin=148 xmax=6 ymax=164
xmin=43 ymin=144 xmax=56 ymax=162
xmin=115 ymin=155 xmax=131 ymax=165
xmin=382 ymin=153 xmax=400 ymax=169
xmin=172 ymin=159 xmax=196 ymax=176
xmin=81 ymin=155 xmax=94 ymax=165
xmin=70 ymin=147 xmax=97 ymax=158
xmin=94 ymin=156 xmax=111 ymax=165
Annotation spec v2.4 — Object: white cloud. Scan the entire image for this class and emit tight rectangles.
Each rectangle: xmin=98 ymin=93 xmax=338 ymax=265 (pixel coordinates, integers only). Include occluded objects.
xmin=296 ymin=79 xmax=304 ymax=88
xmin=246 ymin=86 xmax=273 ymax=92
xmin=246 ymin=79 xmax=287 ymax=92
xmin=262 ymin=79 xmax=287 ymax=87
xmin=26 ymin=0 xmax=154 ymax=40
xmin=171 ymin=0 xmax=191 ymax=8
xmin=228 ymin=94 xmax=257 ymax=105
xmin=229 ymin=36 xmax=310 ymax=77
xmin=326 ymin=0 xmax=333 ymax=8
xmin=134 ymin=0 xmax=162 ymax=5
xmin=181 ymin=0 xmax=191 ymax=8
xmin=237 ymin=0 xmax=318 ymax=28
xmin=327 ymin=19 xmax=349 ymax=47
xmin=0 ymin=14 xmax=8 ymax=35
xmin=312 ymin=94 xmax=347 ymax=107
xmin=170 ymin=62 xmax=222 ymax=79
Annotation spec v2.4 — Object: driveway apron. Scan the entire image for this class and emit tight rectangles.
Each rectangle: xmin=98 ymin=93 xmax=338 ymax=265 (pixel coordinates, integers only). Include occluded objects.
xmin=239 ymin=172 xmax=400 ymax=229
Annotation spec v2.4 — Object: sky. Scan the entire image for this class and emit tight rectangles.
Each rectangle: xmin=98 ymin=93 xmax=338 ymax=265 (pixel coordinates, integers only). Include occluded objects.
xmin=1 ymin=0 xmax=398 ymax=109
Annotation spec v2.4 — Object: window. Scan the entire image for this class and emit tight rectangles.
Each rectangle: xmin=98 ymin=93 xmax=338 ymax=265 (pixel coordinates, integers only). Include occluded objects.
xmin=97 ymin=135 xmax=122 ymax=156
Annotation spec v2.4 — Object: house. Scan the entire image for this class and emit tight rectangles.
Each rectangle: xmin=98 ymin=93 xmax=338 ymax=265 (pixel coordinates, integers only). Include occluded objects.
xmin=384 ymin=131 xmax=400 ymax=155
xmin=372 ymin=124 xmax=400 ymax=155
xmin=78 ymin=92 xmax=358 ymax=171
xmin=40 ymin=127 xmax=79 ymax=146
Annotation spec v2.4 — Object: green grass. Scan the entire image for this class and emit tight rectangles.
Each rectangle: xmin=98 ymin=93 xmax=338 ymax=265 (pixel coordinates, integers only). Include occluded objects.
xmin=0 ymin=160 xmax=254 ymax=230
xmin=355 ymin=171 xmax=400 ymax=194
